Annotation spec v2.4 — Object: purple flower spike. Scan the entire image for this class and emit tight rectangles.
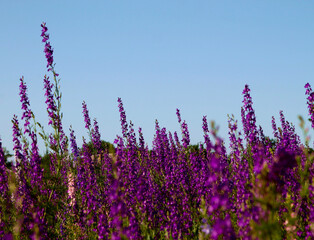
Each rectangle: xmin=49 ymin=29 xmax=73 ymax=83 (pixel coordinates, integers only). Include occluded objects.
xmin=19 ymin=77 xmax=33 ymax=135
xmin=241 ymin=84 xmax=258 ymax=144
xmin=12 ymin=115 xmax=23 ymax=162
xmin=43 ymin=75 xmax=57 ymax=125
xmin=118 ymin=98 xmax=128 ymax=138
xmin=0 ymin=141 xmax=9 ymax=197
xmin=41 ymin=22 xmax=55 ymax=70
xmin=304 ymin=82 xmax=314 ymax=128
xmin=82 ymin=101 xmax=91 ymax=130
xmin=271 ymin=116 xmax=279 ymax=140
xmin=41 ymin=22 xmax=48 ymax=42
xmin=202 ymin=116 xmax=209 ymax=133
xmin=176 ymin=108 xmax=182 ymax=123
xmin=92 ymin=119 xmax=101 ymax=152
xmin=0 ymin=140 xmax=12 ymax=239
xmin=202 ymin=116 xmax=212 ymax=149
xmin=181 ymin=120 xmax=190 ymax=148
xmin=69 ymin=128 xmax=79 ymax=163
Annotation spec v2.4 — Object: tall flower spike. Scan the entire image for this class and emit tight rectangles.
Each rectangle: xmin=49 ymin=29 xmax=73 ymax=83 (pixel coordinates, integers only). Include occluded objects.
xmin=271 ymin=116 xmax=279 ymax=140
xmin=176 ymin=109 xmax=190 ymax=148
xmin=82 ymin=101 xmax=91 ymax=131
xmin=0 ymin=140 xmax=11 ymax=239
xmin=40 ymin=22 xmax=49 ymax=42
xmin=118 ymin=98 xmax=128 ymax=139
xmin=181 ymin=120 xmax=190 ymax=148
xmin=12 ymin=115 xmax=23 ymax=162
xmin=92 ymin=119 xmax=101 ymax=152
xmin=138 ymin=127 xmax=145 ymax=150
xmin=69 ymin=128 xmax=79 ymax=164
xmin=304 ymin=82 xmax=314 ymax=128
xmin=0 ymin=140 xmax=8 ymax=197
xmin=41 ymin=22 xmax=54 ymax=70
xmin=43 ymin=75 xmax=57 ymax=125
xmin=242 ymin=84 xmax=258 ymax=144
xmin=228 ymin=115 xmax=238 ymax=153
xmin=176 ymin=108 xmax=182 ymax=124
xmin=202 ymin=115 xmax=212 ymax=149
xmin=19 ymin=77 xmax=33 ymax=135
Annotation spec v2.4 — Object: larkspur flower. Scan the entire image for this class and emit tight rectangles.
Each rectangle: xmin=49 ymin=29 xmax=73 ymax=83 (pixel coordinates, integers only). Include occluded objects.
xmin=241 ymin=84 xmax=258 ymax=145
xmin=2 ymin=21 xmax=314 ymax=239
xmin=82 ymin=101 xmax=91 ymax=130
xmin=43 ymin=75 xmax=57 ymax=125
xmin=272 ymin=116 xmax=279 ymax=140
xmin=92 ymin=119 xmax=102 ymax=153
xmin=305 ymin=82 xmax=314 ymax=128
xmin=118 ymin=98 xmax=128 ymax=139
xmin=0 ymin=141 xmax=9 ymax=206
xmin=41 ymin=22 xmax=54 ymax=69
xmin=12 ymin=115 xmax=23 ymax=162
xmin=69 ymin=128 xmax=79 ymax=163
xmin=19 ymin=77 xmax=33 ymax=135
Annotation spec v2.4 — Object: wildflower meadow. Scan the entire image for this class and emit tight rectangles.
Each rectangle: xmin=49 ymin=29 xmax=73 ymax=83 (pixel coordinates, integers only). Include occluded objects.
xmin=1 ymin=22 xmax=314 ymax=239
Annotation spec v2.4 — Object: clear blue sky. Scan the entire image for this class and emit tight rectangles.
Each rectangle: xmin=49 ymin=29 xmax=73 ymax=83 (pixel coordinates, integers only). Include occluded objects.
xmin=1 ymin=1 xmax=314 ymax=154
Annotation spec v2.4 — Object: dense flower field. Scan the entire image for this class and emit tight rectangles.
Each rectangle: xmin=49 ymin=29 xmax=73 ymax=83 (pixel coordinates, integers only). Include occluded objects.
xmin=0 ymin=23 xmax=314 ymax=240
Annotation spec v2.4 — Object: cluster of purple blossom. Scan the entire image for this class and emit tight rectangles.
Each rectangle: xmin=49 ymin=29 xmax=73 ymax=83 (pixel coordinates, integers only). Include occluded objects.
xmin=1 ymin=22 xmax=314 ymax=239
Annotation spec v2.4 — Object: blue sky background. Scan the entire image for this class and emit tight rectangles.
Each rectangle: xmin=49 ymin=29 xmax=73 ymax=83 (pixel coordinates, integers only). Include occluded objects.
xmin=1 ymin=1 xmax=314 ymax=154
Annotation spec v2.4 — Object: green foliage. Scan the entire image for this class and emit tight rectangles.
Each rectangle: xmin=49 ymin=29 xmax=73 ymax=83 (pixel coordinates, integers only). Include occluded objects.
xmin=187 ymin=143 xmax=201 ymax=154
xmin=85 ymin=140 xmax=116 ymax=155
xmin=2 ymin=147 xmax=13 ymax=169
xmin=251 ymin=164 xmax=284 ymax=240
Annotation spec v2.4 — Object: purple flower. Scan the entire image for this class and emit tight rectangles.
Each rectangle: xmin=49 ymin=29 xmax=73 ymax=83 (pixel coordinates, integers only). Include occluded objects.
xmin=69 ymin=128 xmax=79 ymax=163
xmin=82 ymin=101 xmax=91 ymax=130
xmin=41 ymin=22 xmax=54 ymax=69
xmin=202 ymin=115 xmax=209 ymax=133
xmin=176 ymin=108 xmax=182 ymax=123
xmin=92 ymin=119 xmax=101 ymax=152
xmin=181 ymin=121 xmax=190 ymax=148
xmin=12 ymin=115 xmax=23 ymax=161
xmin=43 ymin=75 xmax=57 ymax=125
xmin=19 ymin=77 xmax=33 ymax=134
xmin=117 ymin=98 xmax=128 ymax=138
xmin=272 ymin=116 xmax=279 ymax=140
xmin=97 ymin=213 xmax=108 ymax=239
xmin=304 ymin=82 xmax=314 ymax=128
xmin=241 ymin=84 xmax=258 ymax=144
xmin=40 ymin=22 xmax=48 ymax=42
xmin=173 ymin=131 xmax=181 ymax=148
xmin=176 ymin=109 xmax=190 ymax=148
xmin=0 ymin=140 xmax=9 ymax=199
xmin=269 ymin=147 xmax=297 ymax=189
xmin=138 ymin=127 xmax=145 ymax=150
